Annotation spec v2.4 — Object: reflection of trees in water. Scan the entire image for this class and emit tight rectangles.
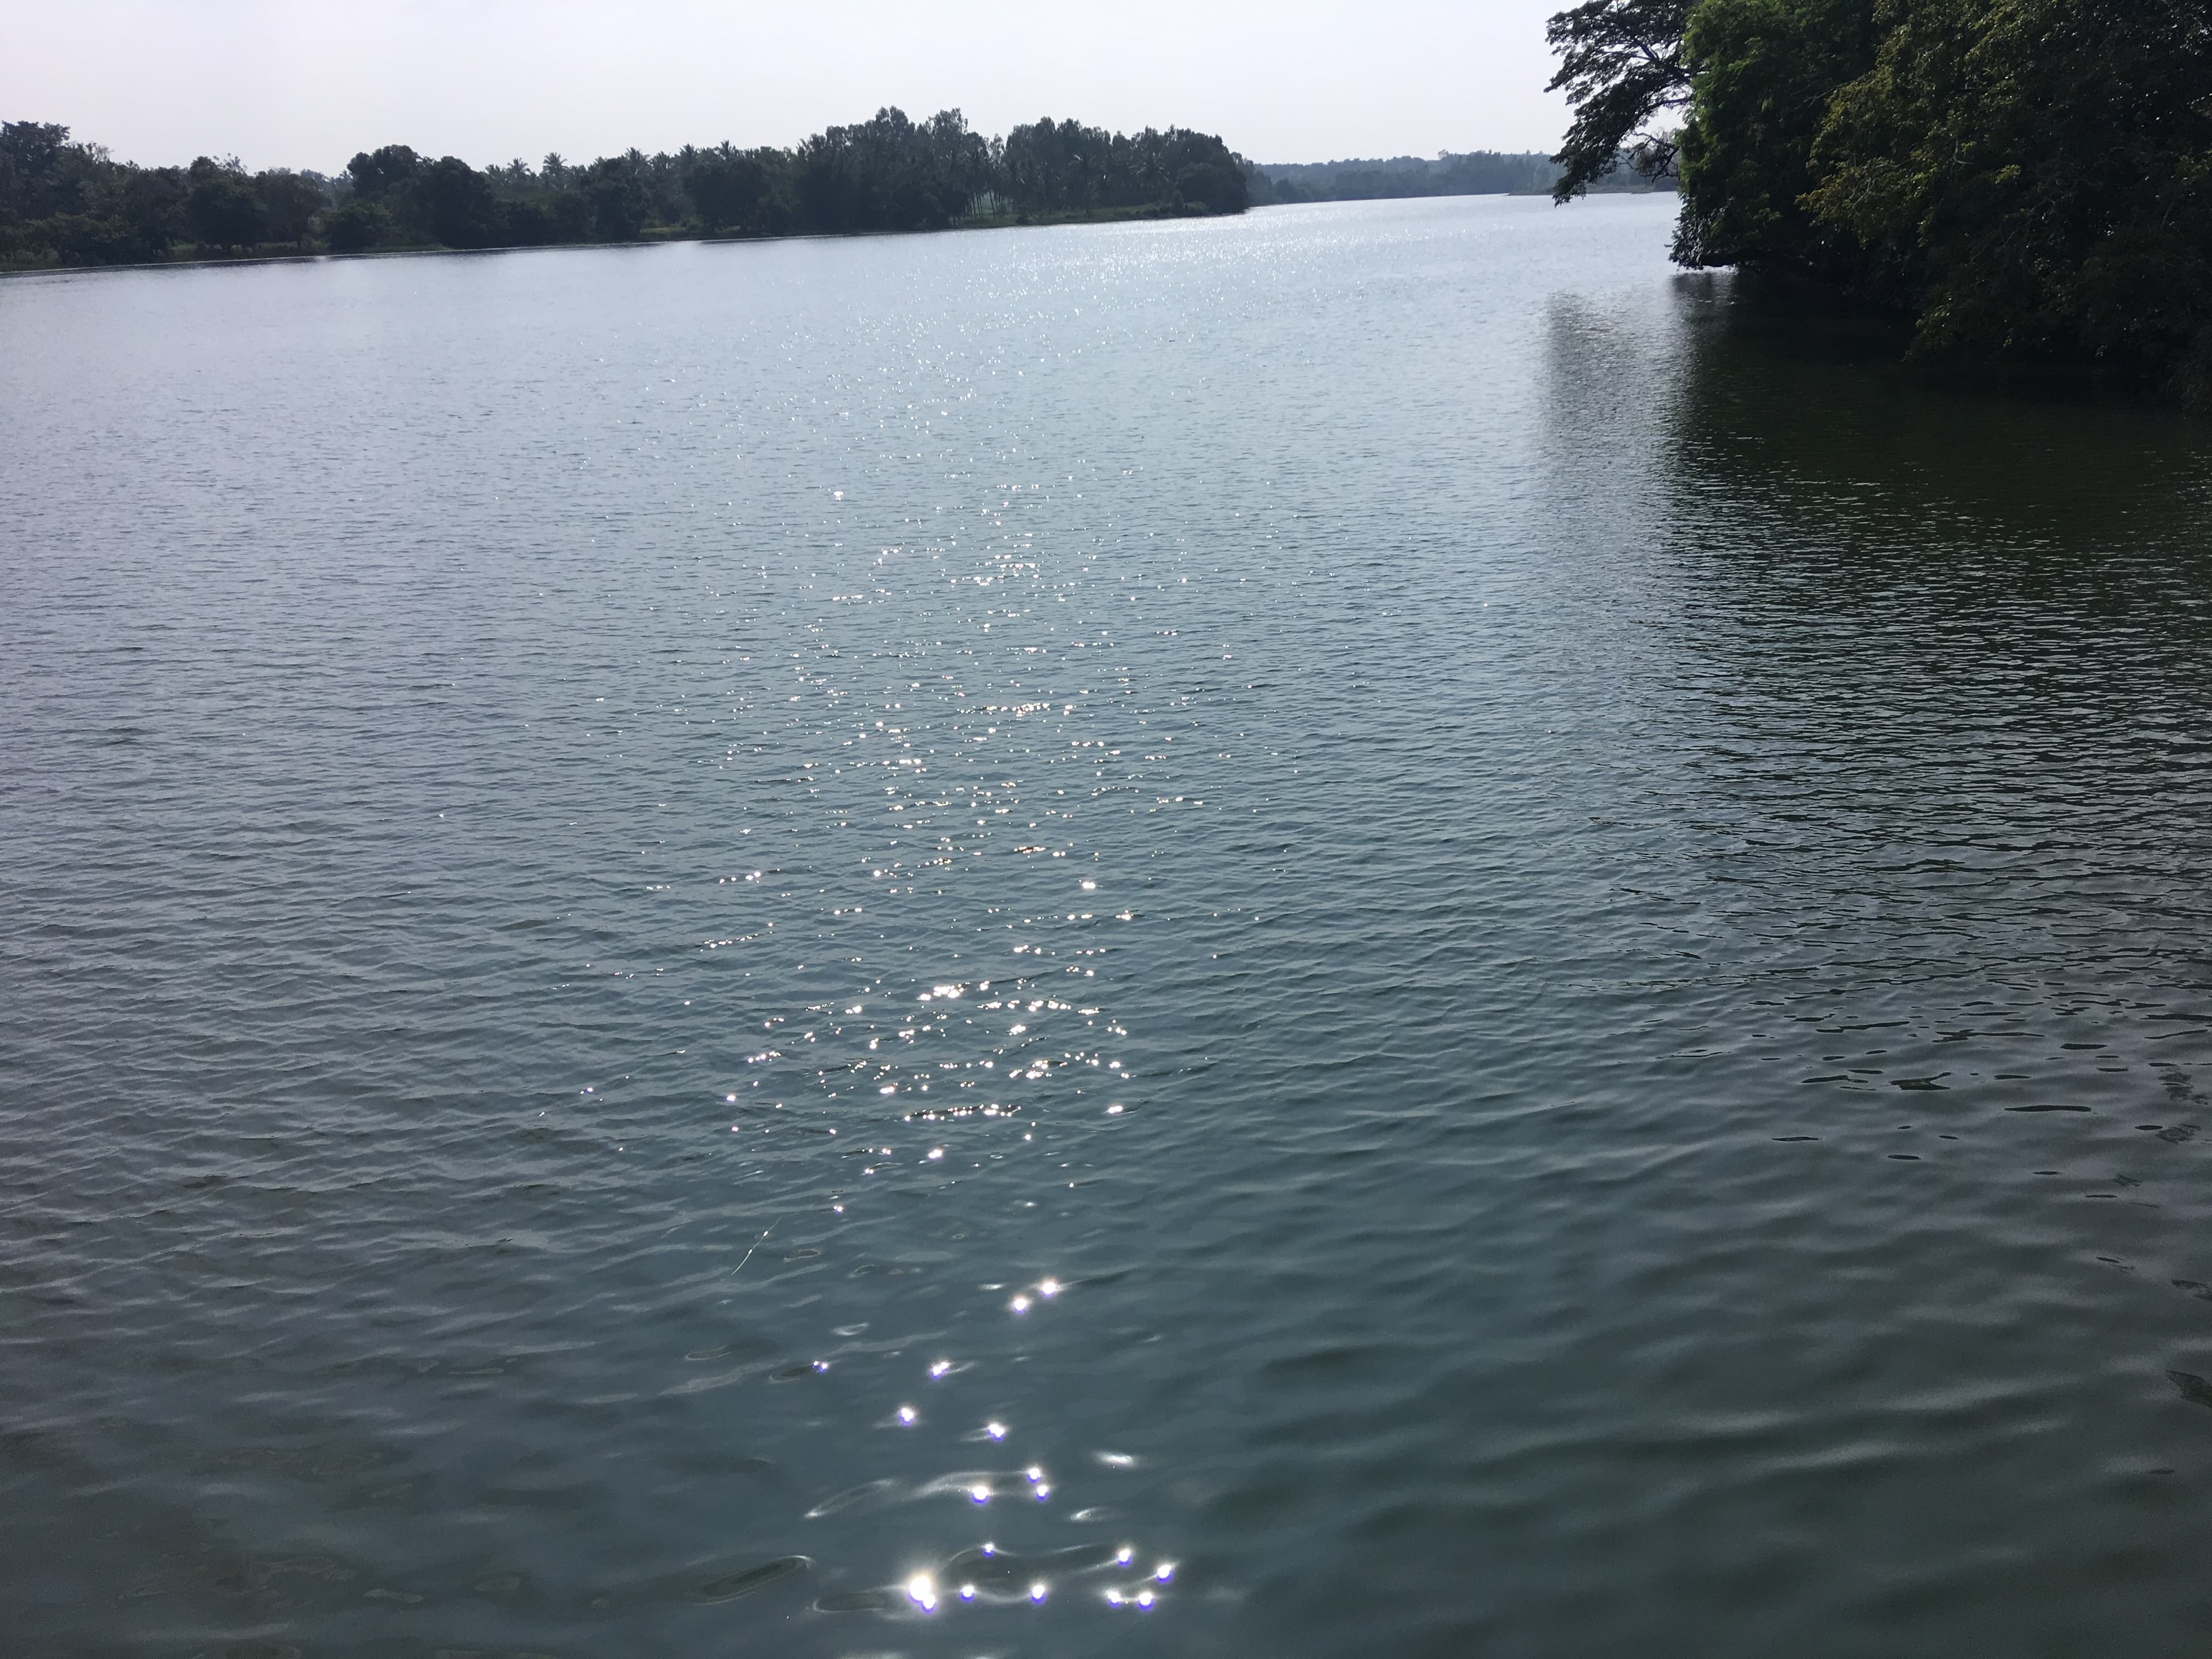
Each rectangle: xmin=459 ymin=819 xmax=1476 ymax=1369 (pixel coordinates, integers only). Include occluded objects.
xmin=1536 ymin=270 xmax=2212 ymax=950
xmin=1662 ymin=272 xmax=2212 ymax=688
xmin=1653 ymin=271 xmax=2212 ymax=577
xmin=1535 ymin=268 xmax=2212 ymax=667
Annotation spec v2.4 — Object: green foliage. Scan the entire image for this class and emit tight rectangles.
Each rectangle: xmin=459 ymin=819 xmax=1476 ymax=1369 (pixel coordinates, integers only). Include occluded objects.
xmin=1544 ymin=0 xmax=2212 ymax=403
xmin=790 ymin=108 xmax=993 ymax=233
xmin=185 ymin=157 xmax=266 ymax=253
xmin=3 ymin=108 xmax=1250 ymax=272
xmin=1 ymin=121 xmax=76 ymax=217
xmin=683 ymin=143 xmax=778 ymax=234
xmin=1546 ymin=0 xmax=1694 ymax=199
xmin=346 ymin=145 xmax=421 ymax=199
xmin=323 ymin=198 xmax=391 ymax=253
xmin=1671 ymin=0 xmax=1874 ymax=270
xmin=1808 ymin=0 xmax=2212 ymax=397
xmin=0 ymin=122 xmax=325 ymax=267
xmin=999 ymin=118 xmax=1247 ymax=217
xmin=116 ymin=166 xmax=187 ymax=257
xmin=255 ymin=170 xmax=327 ymax=247
xmin=420 ymin=154 xmax=505 ymax=248
xmin=585 ymin=157 xmax=650 ymax=241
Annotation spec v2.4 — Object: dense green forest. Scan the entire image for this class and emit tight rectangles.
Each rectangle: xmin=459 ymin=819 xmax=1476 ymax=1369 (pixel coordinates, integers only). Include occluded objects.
xmin=0 ymin=108 xmax=1249 ymax=270
xmin=1547 ymin=0 xmax=2212 ymax=404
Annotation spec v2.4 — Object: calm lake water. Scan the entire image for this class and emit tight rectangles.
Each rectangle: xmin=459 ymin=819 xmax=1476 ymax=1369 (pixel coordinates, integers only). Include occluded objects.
xmin=7 ymin=194 xmax=2212 ymax=1657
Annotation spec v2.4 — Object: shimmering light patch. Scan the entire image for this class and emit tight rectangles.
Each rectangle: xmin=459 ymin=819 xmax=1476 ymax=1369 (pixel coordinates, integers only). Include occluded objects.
xmin=906 ymin=1573 xmax=937 ymax=1611
xmin=1116 ymin=1546 xmax=1135 ymax=1565
xmin=1009 ymin=1294 xmax=1032 ymax=1313
xmin=971 ymin=1483 xmax=991 ymax=1502
xmin=1039 ymin=1278 xmax=1061 ymax=1298
xmin=897 ymin=1405 xmax=916 ymax=1425
xmin=1154 ymin=1562 xmax=1175 ymax=1582
xmin=1137 ymin=1589 xmax=1156 ymax=1608
xmin=929 ymin=1359 xmax=952 ymax=1378
xmin=1029 ymin=1581 xmax=1048 ymax=1603
xmin=986 ymin=1421 xmax=1007 ymax=1440
xmin=960 ymin=1583 xmax=977 ymax=1600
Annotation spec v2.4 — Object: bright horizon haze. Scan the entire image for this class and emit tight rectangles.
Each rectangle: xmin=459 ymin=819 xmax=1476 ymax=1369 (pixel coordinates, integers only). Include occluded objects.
xmin=4 ymin=0 xmax=1573 ymax=175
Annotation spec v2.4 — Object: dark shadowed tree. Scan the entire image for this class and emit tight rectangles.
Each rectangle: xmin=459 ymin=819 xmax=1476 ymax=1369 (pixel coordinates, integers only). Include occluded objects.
xmin=420 ymin=156 xmax=504 ymax=248
xmin=118 ymin=166 xmax=188 ymax=257
xmin=1669 ymin=0 xmax=1874 ymax=269
xmin=585 ymin=158 xmax=648 ymax=240
xmin=1808 ymin=0 xmax=2212 ymax=400
xmin=999 ymin=118 xmax=1247 ymax=217
xmin=323 ymin=198 xmax=392 ymax=252
xmin=346 ymin=145 xmax=421 ymax=199
xmin=186 ymin=157 xmax=266 ymax=252
xmin=0 ymin=120 xmax=73 ymax=219
xmin=1546 ymin=0 xmax=1693 ymax=200
xmin=255 ymin=169 xmax=329 ymax=248
xmin=683 ymin=142 xmax=775 ymax=233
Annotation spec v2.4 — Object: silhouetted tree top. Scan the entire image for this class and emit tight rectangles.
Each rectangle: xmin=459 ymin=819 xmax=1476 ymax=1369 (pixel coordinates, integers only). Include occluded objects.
xmin=1546 ymin=1 xmax=1692 ymax=201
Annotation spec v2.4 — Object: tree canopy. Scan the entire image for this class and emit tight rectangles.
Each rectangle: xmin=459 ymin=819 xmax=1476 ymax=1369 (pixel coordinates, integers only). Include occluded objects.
xmin=1545 ymin=0 xmax=1695 ymax=200
xmin=1548 ymin=0 xmax=2212 ymax=403
xmin=1 ymin=109 xmax=1251 ymax=272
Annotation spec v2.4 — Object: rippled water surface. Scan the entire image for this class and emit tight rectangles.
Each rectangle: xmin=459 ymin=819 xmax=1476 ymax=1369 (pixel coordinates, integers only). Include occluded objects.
xmin=8 ymin=195 xmax=2212 ymax=1657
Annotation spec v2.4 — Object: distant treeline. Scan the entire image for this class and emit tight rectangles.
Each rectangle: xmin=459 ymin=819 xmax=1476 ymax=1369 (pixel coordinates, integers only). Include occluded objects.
xmin=1249 ymin=150 xmax=1669 ymax=204
xmin=0 ymin=108 xmax=1250 ymax=270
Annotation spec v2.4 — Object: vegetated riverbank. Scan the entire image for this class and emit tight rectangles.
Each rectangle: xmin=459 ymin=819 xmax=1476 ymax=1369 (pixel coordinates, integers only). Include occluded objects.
xmin=0 ymin=107 xmax=1250 ymax=273
xmin=0 ymin=196 xmax=1249 ymax=280
xmin=1546 ymin=0 xmax=2212 ymax=410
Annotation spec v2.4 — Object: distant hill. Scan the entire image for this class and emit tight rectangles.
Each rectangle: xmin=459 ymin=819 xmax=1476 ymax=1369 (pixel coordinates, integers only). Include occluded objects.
xmin=1248 ymin=151 xmax=1672 ymax=205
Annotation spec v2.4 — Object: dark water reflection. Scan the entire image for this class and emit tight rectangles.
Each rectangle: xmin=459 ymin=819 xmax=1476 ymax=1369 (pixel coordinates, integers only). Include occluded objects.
xmin=5 ymin=197 xmax=2212 ymax=1657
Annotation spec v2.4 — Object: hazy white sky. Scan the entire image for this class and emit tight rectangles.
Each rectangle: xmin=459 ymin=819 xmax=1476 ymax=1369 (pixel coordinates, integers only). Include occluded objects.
xmin=5 ymin=1 xmax=1573 ymax=173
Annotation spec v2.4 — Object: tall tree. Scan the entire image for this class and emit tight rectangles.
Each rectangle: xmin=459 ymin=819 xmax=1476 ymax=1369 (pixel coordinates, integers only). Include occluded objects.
xmin=419 ymin=156 xmax=503 ymax=248
xmin=185 ymin=157 xmax=266 ymax=252
xmin=346 ymin=145 xmax=421 ymax=199
xmin=683 ymin=143 xmax=775 ymax=233
xmin=255 ymin=169 xmax=329 ymax=248
xmin=1545 ymin=0 xmax=1694 ymax=200
xmin=0 ymin=120 xmax=73 ymax=219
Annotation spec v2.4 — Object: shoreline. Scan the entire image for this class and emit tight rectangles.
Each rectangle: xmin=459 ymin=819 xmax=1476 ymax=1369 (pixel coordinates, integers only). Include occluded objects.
xmin=0 ymin=199 xmax=1252 ymax=280
xmin=0 ymin=191 xmax=1680 ymax=281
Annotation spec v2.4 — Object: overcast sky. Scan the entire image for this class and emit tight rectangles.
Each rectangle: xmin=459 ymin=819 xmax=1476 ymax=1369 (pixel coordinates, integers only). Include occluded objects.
xmin=5 ymin=1 xmax=1574 ymax=173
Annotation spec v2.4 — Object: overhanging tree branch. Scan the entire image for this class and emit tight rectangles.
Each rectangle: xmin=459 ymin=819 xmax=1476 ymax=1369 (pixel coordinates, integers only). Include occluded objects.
xmin=1546 ymin=0 xmax=1694 ymax=202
